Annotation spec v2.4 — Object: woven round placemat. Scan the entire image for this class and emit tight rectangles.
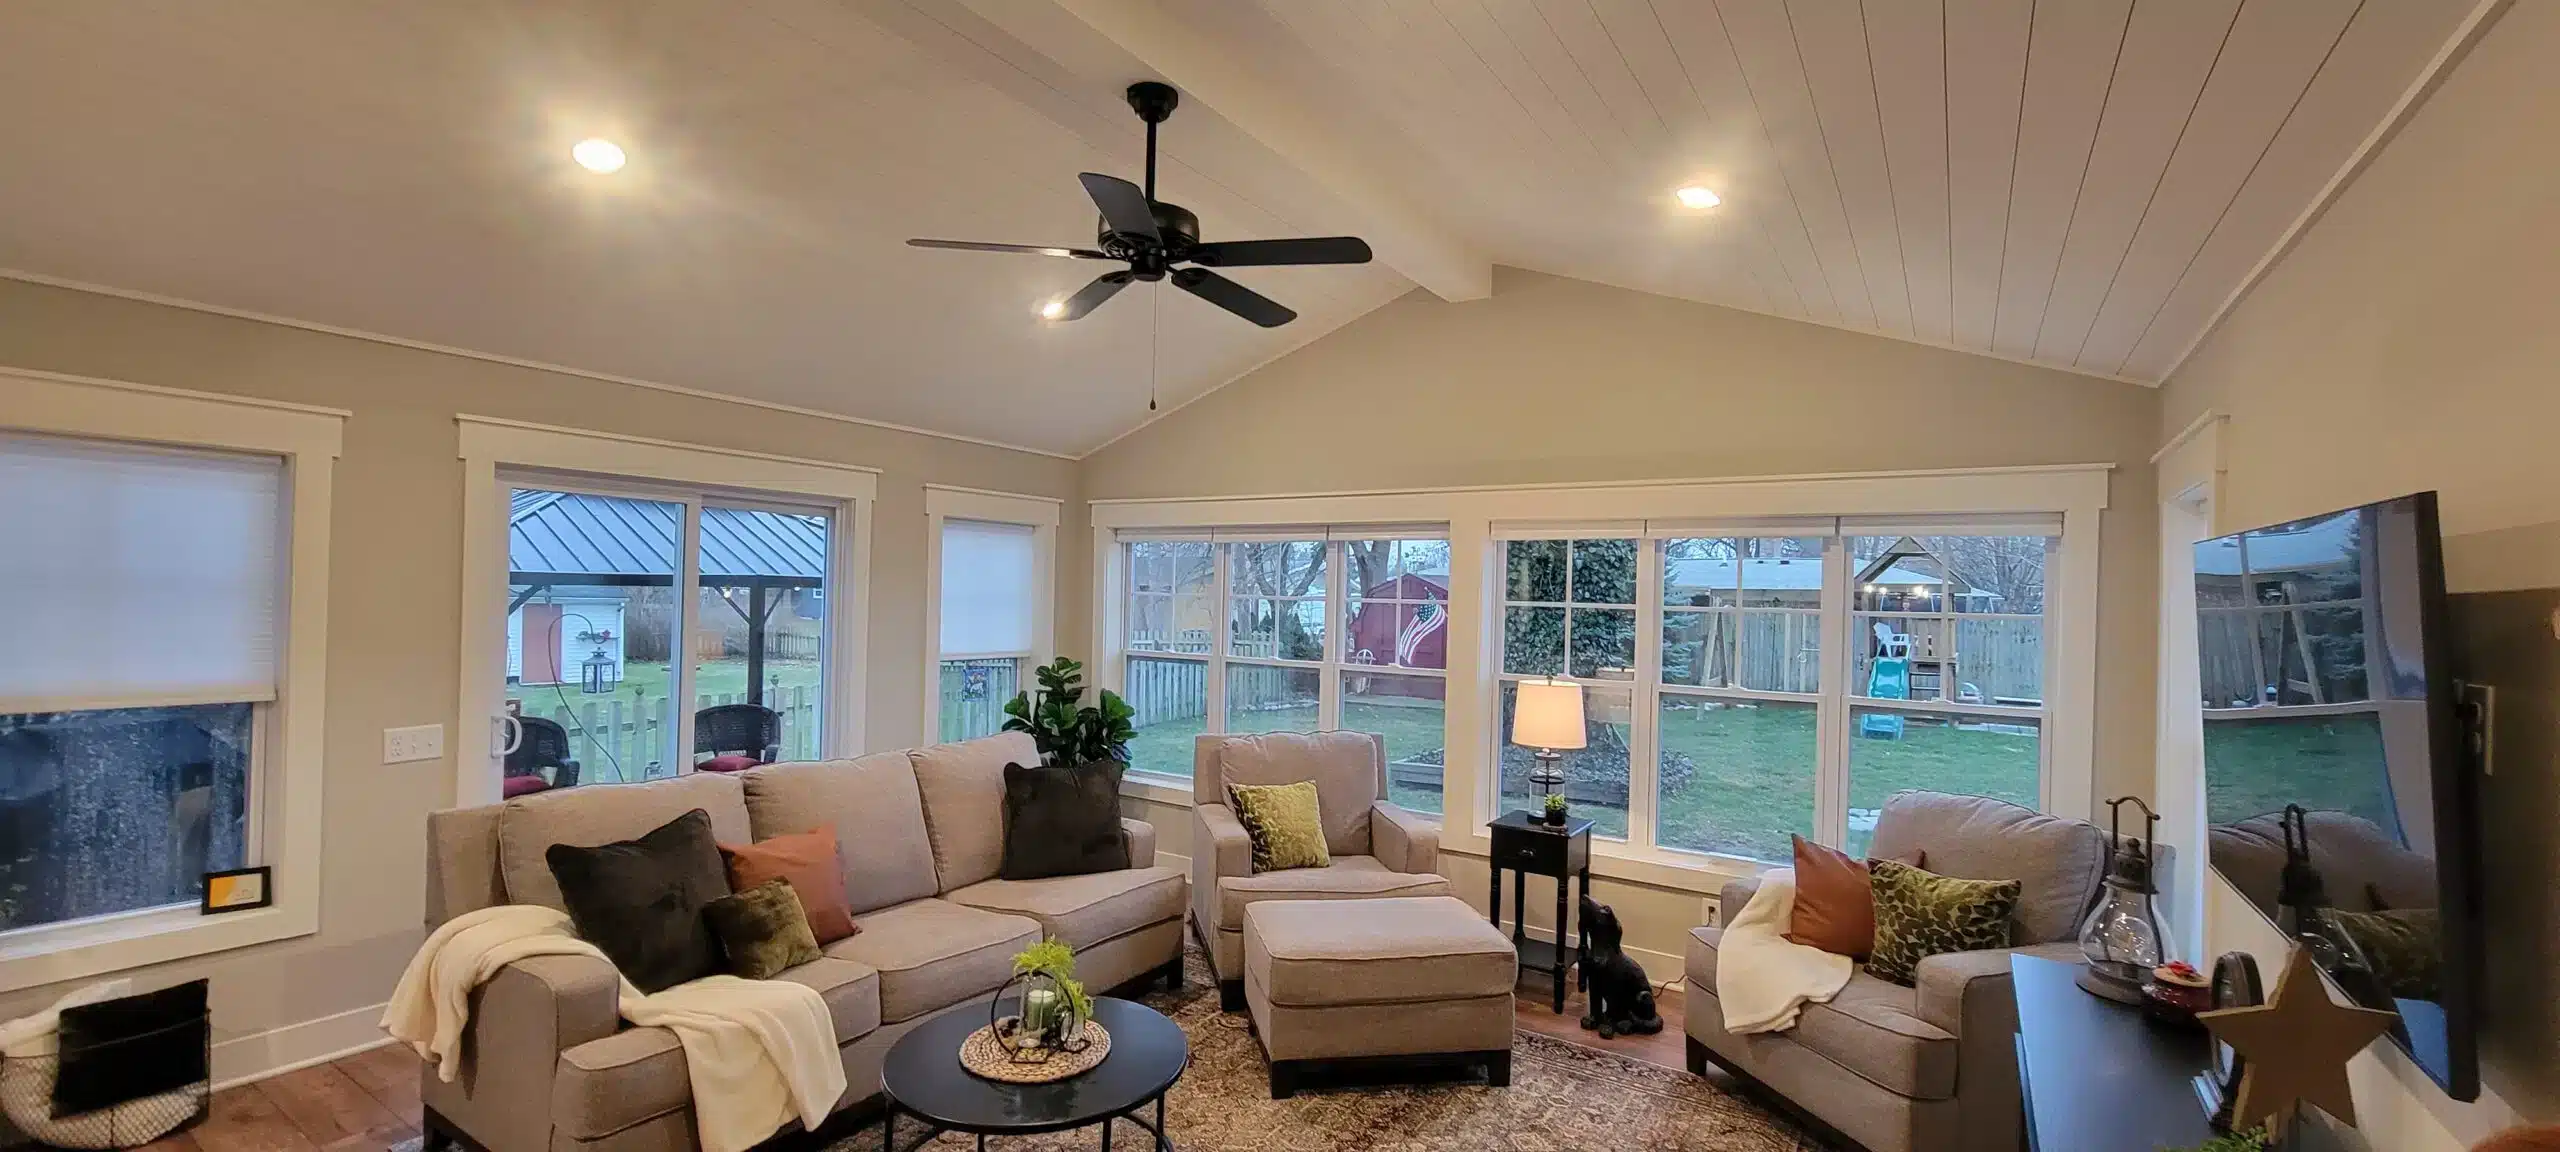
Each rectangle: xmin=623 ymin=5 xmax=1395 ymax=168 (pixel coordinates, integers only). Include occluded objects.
xmin=956 ymin=1020 xmax=1113 ymax=1084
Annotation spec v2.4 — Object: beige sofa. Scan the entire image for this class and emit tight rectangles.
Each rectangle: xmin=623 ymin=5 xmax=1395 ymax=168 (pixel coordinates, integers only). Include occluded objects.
xmin=420 ymin=732 xmax=1186 ymax=1152
xmin=1187 ymin=731 xmax=1446 ymax=1010
xmin=1683 ymin=792 xmax=2109 ymax=1152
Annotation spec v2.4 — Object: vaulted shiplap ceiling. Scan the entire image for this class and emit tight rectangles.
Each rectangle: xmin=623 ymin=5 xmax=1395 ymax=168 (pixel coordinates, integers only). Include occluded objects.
xmin=0 ymin=1 xmax=2488 ymax=454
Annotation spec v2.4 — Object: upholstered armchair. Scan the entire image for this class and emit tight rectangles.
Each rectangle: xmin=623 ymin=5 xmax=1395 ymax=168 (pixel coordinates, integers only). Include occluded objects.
xmin=1683 ymin=791 xmax=2118 ymax=1152
xmin=1189 ymin=731 xmax=1450 ymax=1009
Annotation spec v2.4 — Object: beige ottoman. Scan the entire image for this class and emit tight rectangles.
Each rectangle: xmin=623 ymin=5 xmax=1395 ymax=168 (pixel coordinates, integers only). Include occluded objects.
xmin=1241 ymin=895 xmax=1517 ymax=1098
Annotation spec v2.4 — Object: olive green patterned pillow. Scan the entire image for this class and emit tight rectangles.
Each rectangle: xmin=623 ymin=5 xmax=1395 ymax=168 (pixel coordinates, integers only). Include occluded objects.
xmin=703 ymin=879 xmax=821 ymax=980
xmin=1226 ymin=780 xmax=1332 ymax=873
xmin=1865 ymin=858 xmax=2020 ymax=987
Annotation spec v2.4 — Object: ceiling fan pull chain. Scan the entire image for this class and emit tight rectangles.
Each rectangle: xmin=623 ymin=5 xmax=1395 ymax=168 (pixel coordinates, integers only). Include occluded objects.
xmin=1149 ymin=278 xmax=1161 ymax=411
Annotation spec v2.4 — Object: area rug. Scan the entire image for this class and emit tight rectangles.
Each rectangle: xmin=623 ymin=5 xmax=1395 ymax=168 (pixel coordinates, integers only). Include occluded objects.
xmin=837 ymin=942 xmax=1829 ymax=1152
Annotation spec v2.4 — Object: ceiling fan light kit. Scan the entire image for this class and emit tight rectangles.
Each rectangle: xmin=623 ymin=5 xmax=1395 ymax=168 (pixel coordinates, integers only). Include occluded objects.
xmin=908 ymin=81 xmax=1372 ymax=328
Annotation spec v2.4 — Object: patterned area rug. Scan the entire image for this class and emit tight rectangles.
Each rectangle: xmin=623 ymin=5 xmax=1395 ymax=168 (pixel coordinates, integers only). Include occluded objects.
xmin=836 ymin=943 xmax=1829 ymax=1152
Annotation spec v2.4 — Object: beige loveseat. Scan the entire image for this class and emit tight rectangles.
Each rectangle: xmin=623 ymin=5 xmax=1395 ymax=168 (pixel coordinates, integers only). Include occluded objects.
xmin=1187 ymin=731 xmax=1445 ymax=1010
xmin=420 ymin=732 xmax=1186 ymax=1152
xmin=1683 ymin=791 xmax=2110 ymax=1152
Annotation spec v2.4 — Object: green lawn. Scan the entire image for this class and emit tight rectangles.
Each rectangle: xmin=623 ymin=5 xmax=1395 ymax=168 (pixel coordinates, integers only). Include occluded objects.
xmin=2203 ymin=711 xmax=2393 ymax=829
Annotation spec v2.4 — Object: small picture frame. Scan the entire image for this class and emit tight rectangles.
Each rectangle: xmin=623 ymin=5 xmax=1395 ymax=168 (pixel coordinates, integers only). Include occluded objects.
xmin=201 ymin=866 xmax=272 ymax=915
xmin=2193 ymin=950 xmax=2264 ymax=1131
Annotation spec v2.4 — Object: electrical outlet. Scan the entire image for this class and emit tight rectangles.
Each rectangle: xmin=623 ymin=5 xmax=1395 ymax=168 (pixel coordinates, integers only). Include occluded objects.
xmin=384 ymin=724 xmax=445 ymax=764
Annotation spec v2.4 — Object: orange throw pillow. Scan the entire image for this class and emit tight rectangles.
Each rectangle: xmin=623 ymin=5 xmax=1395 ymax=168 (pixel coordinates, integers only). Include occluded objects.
xmin=719 ymin=826 xmax=857 ymax=945
xmin=1784 ymin=835 xmax=1923 ymax=958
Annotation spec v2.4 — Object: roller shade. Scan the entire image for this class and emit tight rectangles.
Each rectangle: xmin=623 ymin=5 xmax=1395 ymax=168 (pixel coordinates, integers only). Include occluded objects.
xmin=940 ymin=518 xmax=1037 ymax=657
xmin=0 ymin=433 xmax=285 ymax=710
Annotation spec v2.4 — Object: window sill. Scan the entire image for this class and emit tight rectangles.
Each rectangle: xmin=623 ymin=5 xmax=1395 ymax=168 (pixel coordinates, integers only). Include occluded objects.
xmin=1121 ymin=774 xmax=1195 ymax=807
xmin=1442 ymin=827 xmax=1769 ymax=895
xmin=0 ymin=903 xmax=315 ymax=995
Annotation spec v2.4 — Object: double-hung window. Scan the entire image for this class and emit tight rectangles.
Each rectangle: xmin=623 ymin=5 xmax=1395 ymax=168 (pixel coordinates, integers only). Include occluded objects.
xmin=1118 ymin=530 xmax=1449 ymax=813
xmin=0 ymin=434 xmax=280 ymax=936
xmin=1493 ymin=517 xmax=2060 ymax=861
xmin=1 ymin=369 xmax=339 ymax=991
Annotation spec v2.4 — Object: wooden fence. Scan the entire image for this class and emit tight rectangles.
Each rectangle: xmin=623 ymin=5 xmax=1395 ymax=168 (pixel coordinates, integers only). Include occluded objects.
xmin=516 ymin=683 xmax=821 ymax=781
xmin=938 ymin=658 xmax=1021 ymax=743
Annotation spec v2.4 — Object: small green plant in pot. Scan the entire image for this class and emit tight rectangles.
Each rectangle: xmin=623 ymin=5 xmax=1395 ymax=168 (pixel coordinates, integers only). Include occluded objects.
xmin=1001 ymin=658 xmax=1136 ymax=768
xmin=1543 ymin=792 xmax=1570 ymax=825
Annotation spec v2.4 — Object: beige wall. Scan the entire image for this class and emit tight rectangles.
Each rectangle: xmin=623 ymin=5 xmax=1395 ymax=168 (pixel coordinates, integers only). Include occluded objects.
xmin=0 ymin=277 xmax=1077 ymax=1064
xmin=2157 ymin=1 xmax=2558 ymax=1139
xmin=1088 ymin=266 xmax=2164 ymax=964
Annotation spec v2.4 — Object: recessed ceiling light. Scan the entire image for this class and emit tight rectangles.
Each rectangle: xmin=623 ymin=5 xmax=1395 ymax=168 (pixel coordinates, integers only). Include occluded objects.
xmin=1675 ymin=186 xmax=1721 ymax=209
xmin=1039 ymin=300 xmax=1067 ymax=320
xmin=572 ymin=138 xmax=626 ymax=174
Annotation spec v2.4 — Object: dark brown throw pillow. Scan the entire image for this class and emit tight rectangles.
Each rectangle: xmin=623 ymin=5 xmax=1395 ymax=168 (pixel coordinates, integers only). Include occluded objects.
xmin=1785 ymin=835 xmax=1924 ymax=958
xmin=704 ymin=879 xmax=823 ymax=980
xmin=546 ymin=808 xmax=732 ymax=993
xmin=997 ymin=759 xmax=1130 ymax=881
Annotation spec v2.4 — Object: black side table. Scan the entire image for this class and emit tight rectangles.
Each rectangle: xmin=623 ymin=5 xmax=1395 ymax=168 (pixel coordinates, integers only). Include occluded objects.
xmin=1487 ymin=809 xmax=1593 ymax=1013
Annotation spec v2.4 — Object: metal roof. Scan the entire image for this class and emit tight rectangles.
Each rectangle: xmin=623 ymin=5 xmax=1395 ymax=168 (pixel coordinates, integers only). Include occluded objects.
xmin=509 ymin=490 xmax=826 ymax=583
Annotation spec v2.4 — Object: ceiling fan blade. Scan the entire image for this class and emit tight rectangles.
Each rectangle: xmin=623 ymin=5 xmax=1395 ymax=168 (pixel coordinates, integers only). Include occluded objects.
xmin=1173 ymin=267 xmax=1296 ymax=328
xmin=1055 ymin=271 xmax=1136 ymax=321
xmin=1078 ymin=173 xmax=1161 ymax=243
xmin=907 ymin=239 xmax=1111 ymax=259
xmin=1186 ymin=237 xmax=1373 ymax=267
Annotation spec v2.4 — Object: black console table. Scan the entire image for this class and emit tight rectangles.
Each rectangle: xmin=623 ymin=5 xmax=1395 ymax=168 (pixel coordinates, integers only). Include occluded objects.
xmin=2015 ymin=954 xmax=2218 ymax=1152
xmin=1487 ymin=810 xmax=1592 ymax=1014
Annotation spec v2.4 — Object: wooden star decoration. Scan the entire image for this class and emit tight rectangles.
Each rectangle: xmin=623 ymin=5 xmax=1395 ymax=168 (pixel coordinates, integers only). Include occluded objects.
xmin=2198 ymin=944 xmax=2400 ymax=1137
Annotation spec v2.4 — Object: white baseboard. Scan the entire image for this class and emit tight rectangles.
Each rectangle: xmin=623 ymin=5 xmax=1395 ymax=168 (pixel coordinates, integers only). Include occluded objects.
xmin=211 ymin=1001 xmax=394 ymax=1090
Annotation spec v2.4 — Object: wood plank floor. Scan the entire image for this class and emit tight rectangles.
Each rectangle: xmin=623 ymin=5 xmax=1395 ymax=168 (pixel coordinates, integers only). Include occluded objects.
xmin=160 ymin=986 xmax=1690 ymax=1151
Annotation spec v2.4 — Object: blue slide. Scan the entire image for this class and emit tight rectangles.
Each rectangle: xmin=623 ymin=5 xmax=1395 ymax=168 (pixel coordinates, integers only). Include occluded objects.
xmin=1861 ymin=658 xmax=1908 ymax=739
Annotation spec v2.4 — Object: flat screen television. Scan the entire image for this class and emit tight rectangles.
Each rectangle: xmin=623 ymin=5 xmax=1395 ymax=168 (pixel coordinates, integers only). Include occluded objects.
xmin=2193 ymin=490 xmax=2482 ymax=1101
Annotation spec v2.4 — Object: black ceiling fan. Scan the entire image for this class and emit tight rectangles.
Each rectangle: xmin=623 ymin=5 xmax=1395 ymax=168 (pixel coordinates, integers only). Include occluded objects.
xmin=907 ymin=81 xmax=1372 ymax=329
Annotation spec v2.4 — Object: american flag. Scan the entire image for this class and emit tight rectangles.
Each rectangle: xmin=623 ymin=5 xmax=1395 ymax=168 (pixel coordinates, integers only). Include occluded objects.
xmin=1393 ymin=602 xmax=1445 ymax=666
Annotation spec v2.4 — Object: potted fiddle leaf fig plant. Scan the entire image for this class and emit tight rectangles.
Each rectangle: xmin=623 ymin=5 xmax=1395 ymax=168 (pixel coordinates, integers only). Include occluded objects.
xmin=1000 ymin=658 xmax=1137 ymax=768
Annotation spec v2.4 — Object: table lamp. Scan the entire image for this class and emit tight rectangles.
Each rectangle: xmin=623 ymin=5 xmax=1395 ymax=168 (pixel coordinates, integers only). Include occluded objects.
xmin=1510 ymin=677 xmax=1585 ymax=810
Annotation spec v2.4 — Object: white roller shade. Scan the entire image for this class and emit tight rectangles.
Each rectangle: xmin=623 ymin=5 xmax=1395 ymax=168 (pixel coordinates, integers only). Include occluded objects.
xmin=0 ymin=433 xmax=285 ymax=710
xmin=940 ymin=518 xmax=1037 ymax=657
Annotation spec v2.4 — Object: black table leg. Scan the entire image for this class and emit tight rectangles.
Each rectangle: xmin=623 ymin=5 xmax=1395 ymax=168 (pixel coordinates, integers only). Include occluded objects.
xmin=882 ymin=1107 xmax=893 ymax=1152
xmin=1551 ymin=869 xmax=1567 ymax=1013
xmin=1511 ymin=869 xmax=1526 ymax=950
xmin=1104 ymin=1113 xmax=1113 ymax=1152
xmin=1574 ymin=867 xmax=1589 ymax=992
xmin=1487 ymin=861 xmax=1501 ymax=927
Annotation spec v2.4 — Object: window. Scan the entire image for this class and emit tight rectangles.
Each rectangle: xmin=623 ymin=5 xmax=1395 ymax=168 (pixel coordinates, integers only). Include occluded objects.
xmin=1117 ymin=532 xmax=1449 ymax=817
xmin=1843 ymin=533 xmax=2049 ymax=854
xmin=1499 ymin=539 xmax=1636 ymax=837
xmin=936 ymin=520 xmax=1036 ymax=741
xmin=1657 ymin=536 xmax=1825 ymax=861
xmin=0 ymin=435 xmax=281 ymax=936
xmin=500 ymin=485 xmax=836 ymax=784
xmin=1493 ymin=521 xmax=2059 ymax=862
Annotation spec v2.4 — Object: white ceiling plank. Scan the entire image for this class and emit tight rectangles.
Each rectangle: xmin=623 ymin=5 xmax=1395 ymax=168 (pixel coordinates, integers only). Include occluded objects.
xmin=2118 ymin=0 xmax=2481 ymax=376
xmin=1788 ymin=0 xmax=1917 ymax=338
xmin=1863 ymin=0 xmax=1954 ymax=346
xmin=1480 ymin=0 xmax=1649 ymax=166
xmin=1647 ymin=0 xmax=1846 ymax=321
xmin=2072 ymin=0 xmax=2361 ymax=371
xmin=1433 ymin=0 xmax=1620 ymax=173
xmin=1526 ymin=0 xmax=1673 ymax=156
xmin=1713 ymin=0 xmax=1881 ymax=327
xmin=1991 ymin=0 xmax=2134 ymax=359
xmin=1943 ymin=0 xmax=2032 ymax=350
xmin=2029 ymin=0 xmax=2243 ymax=364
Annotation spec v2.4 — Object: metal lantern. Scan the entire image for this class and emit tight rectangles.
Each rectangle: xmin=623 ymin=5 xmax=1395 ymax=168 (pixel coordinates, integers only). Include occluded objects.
xmin=2077 ymin=796 xmax=2174 ymax=1003
xmin=989 ymin=970 xmax=1090 ymax=1063
xmin=579 ymin=646 xmax=618 ymax=695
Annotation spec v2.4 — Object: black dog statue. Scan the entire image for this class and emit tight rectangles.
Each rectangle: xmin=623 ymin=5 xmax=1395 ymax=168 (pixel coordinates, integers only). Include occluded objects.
xmin=1577 ymin=895 xmax=1665 ymax=1039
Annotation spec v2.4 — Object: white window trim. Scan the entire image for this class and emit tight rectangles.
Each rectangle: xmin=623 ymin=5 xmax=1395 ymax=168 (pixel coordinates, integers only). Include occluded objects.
xmin=1090 ymin=463 xmax=2110 ymax=893
xmin=0 ymin=367 xmax=343 ymax=992
xmin=455 ymin=416 xmax=877 ymax=806
xmin=922 ymin=486 xmax=1060 ymax=742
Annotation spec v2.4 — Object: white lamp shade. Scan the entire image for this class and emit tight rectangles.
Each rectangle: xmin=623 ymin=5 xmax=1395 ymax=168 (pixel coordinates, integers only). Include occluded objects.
xmin=1510 ymin=679 xmax=1587 ymax=750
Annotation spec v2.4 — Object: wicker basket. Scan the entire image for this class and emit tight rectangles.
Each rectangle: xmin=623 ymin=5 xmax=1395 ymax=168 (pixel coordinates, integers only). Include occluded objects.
xmin=0 ymin=1011 xmax=210 ymax=1150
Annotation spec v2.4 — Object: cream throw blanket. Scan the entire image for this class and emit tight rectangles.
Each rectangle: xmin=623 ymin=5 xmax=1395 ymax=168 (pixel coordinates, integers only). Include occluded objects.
xmin=381 ymin=905 xmax=845 ymax=1152
xmin=1715 ymin=868 xmax=1855 ymax=1034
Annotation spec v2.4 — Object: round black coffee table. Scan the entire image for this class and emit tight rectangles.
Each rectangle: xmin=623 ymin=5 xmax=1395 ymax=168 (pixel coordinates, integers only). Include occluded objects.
xmin=880 ymin=996 xmax=1187 ymax=1150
